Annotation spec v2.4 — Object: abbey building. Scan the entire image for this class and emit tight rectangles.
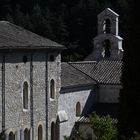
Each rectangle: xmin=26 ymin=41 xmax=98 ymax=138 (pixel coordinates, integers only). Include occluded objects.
xmin=0 ymin=8 xmax=123 ymax=140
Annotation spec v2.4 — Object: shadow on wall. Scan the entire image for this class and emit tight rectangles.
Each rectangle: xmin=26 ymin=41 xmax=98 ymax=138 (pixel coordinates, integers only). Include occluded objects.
xmin=81 ymin=85 xmax=98 ymax=116
xmin=0 ymin=53 xmax=59 ymax=63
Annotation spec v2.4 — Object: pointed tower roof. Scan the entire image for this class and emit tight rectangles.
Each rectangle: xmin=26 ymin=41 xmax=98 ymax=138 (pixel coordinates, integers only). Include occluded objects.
xmin=98 ymin=8 xmax=119 ymax=18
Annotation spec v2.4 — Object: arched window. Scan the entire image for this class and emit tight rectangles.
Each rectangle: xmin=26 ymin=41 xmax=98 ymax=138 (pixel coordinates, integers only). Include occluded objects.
xmin=38 ymin=125 xmax=43 ymax=140
xmin=76 ymin=102 xmax=81 ymax=116
xmin=51 ymin=122 xmax=56 ymax=140
xmin=50 ymin=79 xmax=55 ymax=99
xmin=24 ymin=128 xmax=30 ymax=140
xmin=49 ymin=55 xmax=55 ymax=62
xmin=103 ymin=19 xmax=111 ymax=34
xmin=9 ymin=132 xmax=15 ymax=140
xmin=23 ymin=82 xmax=29 ymax=109
xmin=102 ymin=40 xmax=111 ymax=58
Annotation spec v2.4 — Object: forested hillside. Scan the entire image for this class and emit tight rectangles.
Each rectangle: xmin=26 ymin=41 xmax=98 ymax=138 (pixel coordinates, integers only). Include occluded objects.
xmin=0 ymin=0 xmax=128 ymax=61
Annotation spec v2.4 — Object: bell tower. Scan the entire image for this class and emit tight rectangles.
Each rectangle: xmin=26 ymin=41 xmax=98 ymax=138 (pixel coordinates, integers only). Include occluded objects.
xmin=98 ymin=8 xmax=119 ymax=36
xmin=85 ymin=8 xmax=123 ymax=61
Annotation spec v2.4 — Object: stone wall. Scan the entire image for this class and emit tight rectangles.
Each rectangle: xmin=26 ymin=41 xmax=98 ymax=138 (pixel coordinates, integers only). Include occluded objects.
xmin=47 ymin=53 xmax=61 ymax=140
xmin=5 ymin=53 xmax=31 ymax=132
xmin=32 ymin=53 xmax=46 ymax=140
xmin=58 ymin=85 xmax=95 ymax=140
xmin=0 ymin=51 xmax=61 ymax=140
xmin=93 ymin=34 xmax=123 ymax=61
xmin=97 ymin=9 xmax=119 ymax=36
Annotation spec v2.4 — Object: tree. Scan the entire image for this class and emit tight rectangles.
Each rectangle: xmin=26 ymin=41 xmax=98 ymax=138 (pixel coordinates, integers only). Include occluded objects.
xmin=31 ymin=4 xmax=54 ymax=39
xmin=13 ymin=4 xmax=26 ymax=27
xmin=90 ymin=113 xmax=118 ymax=140
xmin=118 ymin=0 xmax=140 ymax=138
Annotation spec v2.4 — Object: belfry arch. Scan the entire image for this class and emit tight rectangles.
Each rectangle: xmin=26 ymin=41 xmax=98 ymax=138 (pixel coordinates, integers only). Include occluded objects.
xmin=103 ymin=18 xmax=111 ymax=34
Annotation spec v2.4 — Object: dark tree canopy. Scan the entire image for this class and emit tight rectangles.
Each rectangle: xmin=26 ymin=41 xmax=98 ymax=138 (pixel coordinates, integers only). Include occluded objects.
xmin=0 ymin=0 xmax=128 ymax=61
xmin=118 ymin=0 xmax=140 ymax=138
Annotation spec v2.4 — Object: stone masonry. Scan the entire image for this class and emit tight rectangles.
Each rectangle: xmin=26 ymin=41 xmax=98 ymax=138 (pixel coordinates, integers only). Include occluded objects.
xmin=0 ymin=51 xmax=61 ymax=140
xmin=0 ymin=21 xmax=64 ymax=140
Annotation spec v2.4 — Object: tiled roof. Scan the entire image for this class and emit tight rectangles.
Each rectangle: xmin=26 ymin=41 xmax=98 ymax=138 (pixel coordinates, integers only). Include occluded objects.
xmin=0 ymin=21 xmax=64 ymax=49
xmin=70 ymin=60 xmax=122 ymax=84
xmin=61 ymin=63 xmax=96 ymax=88
xmin=98 ymin=8 xmax=119 ymax=18
xmin=76 ymin=116 xmax=90 ymax=123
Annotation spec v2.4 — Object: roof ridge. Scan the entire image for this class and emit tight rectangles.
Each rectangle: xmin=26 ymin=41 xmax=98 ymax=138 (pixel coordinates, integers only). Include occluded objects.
xmin=99 ymin=60 xmax=122 ymax=62
xmin=69 ymin=61 xmax=97 ymax=64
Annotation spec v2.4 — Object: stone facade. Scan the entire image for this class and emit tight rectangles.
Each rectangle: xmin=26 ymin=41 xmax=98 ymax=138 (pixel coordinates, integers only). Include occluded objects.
xmin=0 ymin=20 xmax=64 ymax=140
xmin=58 ymin=84 xmax=121 ymax=139
xmin=59 ymin=8 xmax=122 ymax=139
xmin=58 ymin=85 xmax=95 ymax=140
xmin=47 ymin=53 xmax=61 ymax=140
xmin=0 ymin=51 xmax=61 ymax=140
xmin=0 ymin=8 xmax=122 ymax=140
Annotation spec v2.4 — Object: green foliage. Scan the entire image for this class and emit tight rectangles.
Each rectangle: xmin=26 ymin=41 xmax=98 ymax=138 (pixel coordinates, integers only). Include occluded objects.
xmin=0 ymin=131 xmax=6 ymax=140
xmin=90 ymin=113 xmax=118 ymax=140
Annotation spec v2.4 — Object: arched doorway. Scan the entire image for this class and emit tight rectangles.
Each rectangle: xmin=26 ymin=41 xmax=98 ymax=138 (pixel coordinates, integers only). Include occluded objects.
xmin=51 ymin=122 xmax=58 ymax=140
xmin=51 ymin=122 xmax=55 ymax=140
xmin=38 ymin=125 xmax=43 ymax=140
xmin=9 ymin=132 xmax=15 ymax=140
xmin=24 ymin=128 xmax=30 ymax=140
xmin=102 ymin=40 xmax=111 ymax=58
xmin=103 ymin=19 xmax=111 ymax=34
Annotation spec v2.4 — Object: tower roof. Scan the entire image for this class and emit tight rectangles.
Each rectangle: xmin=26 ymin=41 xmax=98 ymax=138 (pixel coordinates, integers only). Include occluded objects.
xmin=0 ymin=21 xmax=65 ymax=50
xmin=98 ymin=8 xmax=119 ymax=18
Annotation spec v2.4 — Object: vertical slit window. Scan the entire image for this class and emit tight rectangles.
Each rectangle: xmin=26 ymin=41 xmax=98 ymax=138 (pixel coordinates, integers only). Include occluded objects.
xmin=50 ymin=79 xmax=55 ymax=99
xmin=76 ymin=102 xmax=81 ymax=116
xmin=23 ymin=82 xmax=28 ymax=109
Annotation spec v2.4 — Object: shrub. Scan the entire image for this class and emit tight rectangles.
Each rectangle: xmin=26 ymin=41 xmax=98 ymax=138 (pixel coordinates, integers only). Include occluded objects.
xmin=90 ymin=112 xmax=118 ymax=140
